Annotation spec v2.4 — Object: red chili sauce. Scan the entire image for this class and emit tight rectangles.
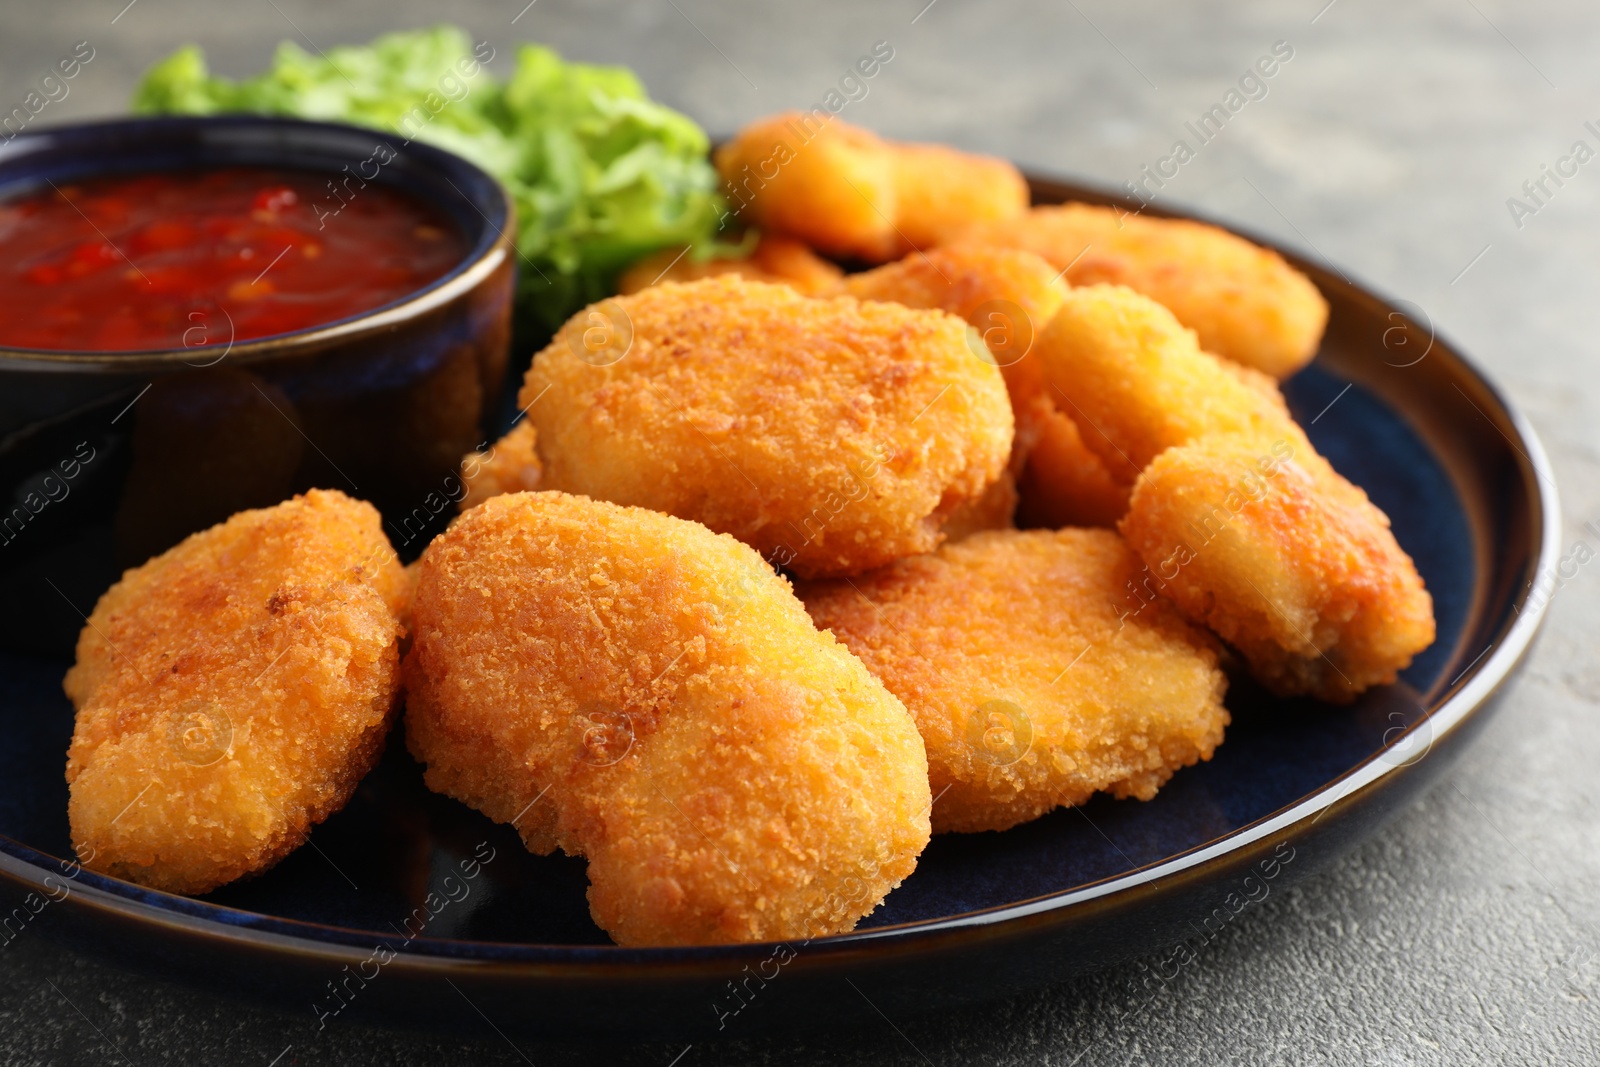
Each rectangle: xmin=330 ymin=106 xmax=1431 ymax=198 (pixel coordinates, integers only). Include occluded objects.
xmin=0 ymin=167 xmax=467 ymax=352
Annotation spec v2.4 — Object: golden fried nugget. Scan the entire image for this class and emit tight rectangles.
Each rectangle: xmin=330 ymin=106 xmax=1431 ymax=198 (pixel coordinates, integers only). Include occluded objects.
xmin=1035 ymin=285 xmax=1312 ymax=485
xmin=835 ymin=247 xmax=1133 ymax=530
xmin=940 ymin=470 xmax=1018 ymax=541
xmin=949 ymin=203 xmax=1329 ymax=377
xmin=838 ymin=247 xmax=1058 ymax=463
xmin=403 ymin=491 xmax=931 ymax=946
xmin=741 ymin=233 xmax=848 ymax=292
xmin=459 ymin=420 xmax=541 ymax=511
xmin=521 ymin=275 xmax=1013 ymax=578
xmin=836 ymin=245 xmax=1065 ymax=403
xmin=717 ymin=113 xmax=897 ymax=261
xmin=1119 ymin=437 xmax=1435 ymax=703
xmin=801 ymin=529 xmax=1228 ymax=834
xmin=617 ymin=234 xmax=844 ymax=296
xmin=715 ymin=112 xmax=1027 ymax=262
xmin=63 ymin=489 xmax=405 ymax=895
xmin=1014 ymin=398 xmax=1131 ymax=529
xmin=838 ymin=245 xmax=1064 ymax=329
xmin=891 ymin=142 xmax=1032 ymax=251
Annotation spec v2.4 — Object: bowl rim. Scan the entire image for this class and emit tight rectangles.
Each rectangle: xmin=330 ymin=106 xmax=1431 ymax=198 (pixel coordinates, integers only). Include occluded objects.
xmin=0 ymin=170 xmax=1562 ymax=972
xmin=0 ymin=114 xmax=516 ymax=371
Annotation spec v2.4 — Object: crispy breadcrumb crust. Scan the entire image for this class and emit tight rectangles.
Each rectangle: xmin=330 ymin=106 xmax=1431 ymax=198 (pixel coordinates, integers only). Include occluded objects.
xmin=459 ymin=420 xmax=542 ymax=511
xmin=1014 ymin=396 xmax=1132 ymax=529
xmin=940 ymin=469 xmax=1018 ymax=540
xmin=63 ymin=489 xmax=405 ymax=895
xmin=837 ymin=246 xmax=1128 ymax=529
xmin=888 ymin=141 xmax=1031 ymax=252
xmin=836 ymin=245 xmax=1066 ymax=406
xmin=949 ymin=203 xmax=1328 ymax=377
xmin=801 ymin=529 xmax=1228 ymax=834
xmin=1120 ymin=437 xmax=1435 ymax=703
xmin=714 ymin=113 xmax=1026 ymax=262
xmin=522 ymin=275 xmax=1013 ymax=578
xmin=403 ymin=491 xmax=932 ymax=946
xmin=1034 ymin=285 xmax=1312 ymax=483
xmin=618 ymin=234 xmax=844 ymax=296
xmin=716 ymin=113 xmax=898 ymax=261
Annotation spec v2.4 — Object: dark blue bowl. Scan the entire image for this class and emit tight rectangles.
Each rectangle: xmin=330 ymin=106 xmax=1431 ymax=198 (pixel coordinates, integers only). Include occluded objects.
xmin=0 ymin=116 xmax=516 ymax=653
xmin=0 ymin=171 xmax=1558 ymax=1043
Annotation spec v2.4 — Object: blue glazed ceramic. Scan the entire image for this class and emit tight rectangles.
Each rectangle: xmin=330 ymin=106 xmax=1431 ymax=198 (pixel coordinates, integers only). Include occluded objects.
xmin=0 ymin=172 xmax=1558 ymax=1043
xmin=0 ymin=116 xmax=516 ymax=654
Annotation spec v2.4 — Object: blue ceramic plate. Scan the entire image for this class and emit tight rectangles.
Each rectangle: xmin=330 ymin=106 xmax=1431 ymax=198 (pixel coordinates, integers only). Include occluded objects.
xmin=0 ymin=174 xmax=1559 ymax=1042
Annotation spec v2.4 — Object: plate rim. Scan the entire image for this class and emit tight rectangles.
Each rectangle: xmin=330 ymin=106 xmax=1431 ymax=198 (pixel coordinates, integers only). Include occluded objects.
xmin=0 ymin=171 xmax=1563 ymax=972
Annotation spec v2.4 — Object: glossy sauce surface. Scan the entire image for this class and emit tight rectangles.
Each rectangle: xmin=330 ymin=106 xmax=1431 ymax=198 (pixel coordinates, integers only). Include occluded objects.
xmin=0 ymin=167 xmax=466 ymax=352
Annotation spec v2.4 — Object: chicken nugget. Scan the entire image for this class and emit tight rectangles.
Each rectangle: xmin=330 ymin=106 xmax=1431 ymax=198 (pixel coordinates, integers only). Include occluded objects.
xmin=715 ymin=112 xmax=1027 ymax=262
xmin=833 ymin=247 xmax=1063 ymax=476
xmin=891 ymin=141 xmax=1032 ymax=251
xmin=63 ymin=489 xmax=405 ymax=895
xmin=836 ymin=246 xmax=1131 ymax=529
xmin=403 ymin=491 xmax=931 ymax=946
xmin=1014 ymin=396 xmax=1131 ymax=529
xmin=618 ymin=234 xmax=844 ymax=296
xmin=716 ymin=113 xmax=898 ymax=261
xmin=836 ymin=245 xmax=1065 ymax=402
xmin=518 ymin=275 xmax=1013 ymax=578
xmin=458 ymin=420 xmax=542 ymax=511
xmin=801 ymin=528 xmax=1228 ymax=834
xmin=939 ymin=469 xmax=1018 ymax=541
xmin=949 ymin=203 xmax=1328 ymax=377
xmin=1035 ymin=285 xmax=1312 ymax=485
xmin=1119 ymin=437 xmax=1435 ymax=703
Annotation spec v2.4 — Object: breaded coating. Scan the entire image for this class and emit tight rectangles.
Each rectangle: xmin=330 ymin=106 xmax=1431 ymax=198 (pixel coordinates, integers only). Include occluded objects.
xmin=714 ymin=112 xmax=1027 ymax=262
xmin=617 ymin=234 xmax=843 ymax=296
xmin=836 ymin=245 xmax=1065 ymax=402
xmin=800 ymin=529 xmax=1228 ymax=834
xmin=838 ymin=245 xmax=1064 ymax=329
xmin=1120 ymin=437 xmax=1435 ymax=703
xmin=63 ymin=490 xmax=405 ymax=895
xmin=1035 ymin=285 xmax=1312 ymax=485
xmin=890 ymin=142 xmax=1032 ymax=251
xmin=835 ymin=246 xmax=1132 ymax=530
xmin=949 ymin=203 xmax=1329 ymax=377
xmin=1036 ymin=286 xmax=1432 ymax=700
xmin=716 ymin=113 xmax=896 ymax=261
xmin=403 ymin=491 xmax=931 ymax=946
xmin=940 ymin=470 xmax=1018 ymax=541
xmin=521 ymin=275 xmax=1014 ymax=578
xmin=459 ymin=420 xmax=542 ymax=512
xmin=1014 ymin=397 xmax=1131 ymax=529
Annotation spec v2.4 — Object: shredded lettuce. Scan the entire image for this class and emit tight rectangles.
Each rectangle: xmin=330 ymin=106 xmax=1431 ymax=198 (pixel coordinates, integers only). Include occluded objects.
xmin=132 ymin=26 xmax=728 ymax=330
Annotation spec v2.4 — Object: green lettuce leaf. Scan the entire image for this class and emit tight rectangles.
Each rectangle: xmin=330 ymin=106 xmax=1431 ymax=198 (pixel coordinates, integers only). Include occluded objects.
xmin=132 ymin=26 xmax=728 ymax=330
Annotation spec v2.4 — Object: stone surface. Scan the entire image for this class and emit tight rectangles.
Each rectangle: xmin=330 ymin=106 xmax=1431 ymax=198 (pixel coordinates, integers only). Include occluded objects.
xmin=3 ymin=0 xmax=1599 ymax=1063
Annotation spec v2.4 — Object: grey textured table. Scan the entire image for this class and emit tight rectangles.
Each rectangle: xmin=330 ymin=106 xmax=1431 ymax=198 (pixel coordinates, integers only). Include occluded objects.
xmin=2 ymin=1 xmax=1597 ymax=1063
